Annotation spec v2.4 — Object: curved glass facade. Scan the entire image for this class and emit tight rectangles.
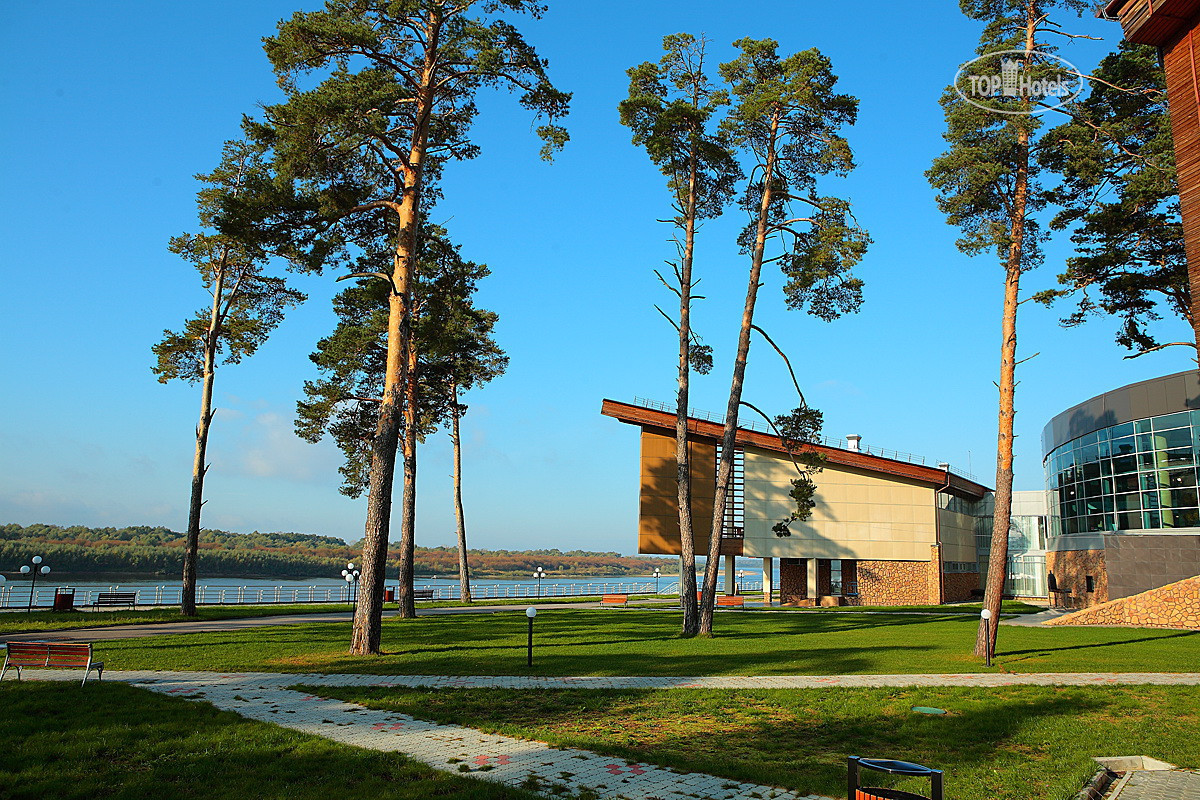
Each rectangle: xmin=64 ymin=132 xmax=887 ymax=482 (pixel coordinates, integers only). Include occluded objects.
xmin=1045 ymin=409 xmax=1200 ymax=535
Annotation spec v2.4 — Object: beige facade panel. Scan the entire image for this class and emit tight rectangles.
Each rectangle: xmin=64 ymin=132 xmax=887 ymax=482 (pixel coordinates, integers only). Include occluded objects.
xmin=938 ymin=508 xmax=976 ymax=563
xmin=741 ymin=446 xmax=939 ymax=560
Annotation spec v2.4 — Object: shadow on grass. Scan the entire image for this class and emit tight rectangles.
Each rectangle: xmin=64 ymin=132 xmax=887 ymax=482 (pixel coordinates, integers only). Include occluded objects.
xmin=999 ymin=629 xmax=1198 ymax=659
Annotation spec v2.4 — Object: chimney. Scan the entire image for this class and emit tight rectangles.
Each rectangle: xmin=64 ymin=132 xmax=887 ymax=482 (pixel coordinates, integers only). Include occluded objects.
xmin=846 ymin=434 xmax=861 ymax=452
xmin=937 ymin=462 xmax=951 ymax=471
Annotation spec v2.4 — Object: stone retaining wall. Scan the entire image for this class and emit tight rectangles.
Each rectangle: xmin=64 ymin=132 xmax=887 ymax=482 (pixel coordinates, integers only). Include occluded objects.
xmin=1045 ymin=574 xmax=1200 ymax=630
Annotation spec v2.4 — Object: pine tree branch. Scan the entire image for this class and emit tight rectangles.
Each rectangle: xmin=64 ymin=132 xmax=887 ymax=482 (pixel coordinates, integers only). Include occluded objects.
xmin=750 ymin=324 xmax=806 ymax=407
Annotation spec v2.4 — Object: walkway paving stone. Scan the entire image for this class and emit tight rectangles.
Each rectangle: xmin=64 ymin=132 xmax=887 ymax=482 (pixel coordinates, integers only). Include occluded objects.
xmin=1109 ymin=769 xmax=1200 ymax=800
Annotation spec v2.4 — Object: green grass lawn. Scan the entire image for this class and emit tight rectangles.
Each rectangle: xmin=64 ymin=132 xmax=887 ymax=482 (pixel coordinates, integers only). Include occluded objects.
xmin=0 ymin=681 xmax=536 ymax=800
xmin=759 ymin=600 xmax=1045 ymax=615
xmin=85 ymin=608 xmax=1200 ymax=675
xmin=306 ymin=683 xmax=1200 ymax=800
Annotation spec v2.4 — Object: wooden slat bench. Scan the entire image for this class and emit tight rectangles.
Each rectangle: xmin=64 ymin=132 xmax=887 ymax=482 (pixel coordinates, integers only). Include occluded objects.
xmin=413 ymin=588 xmax=435 ymax=601
xmin=92 ymin=591 xmax=137 ymax=610
xmin=716 ymin=595 xmax=745 ymax=608
xmin=1 ymin=641 xmax=104 ymax=686
xmin=601 ymin=594 xmax=629 ymax=607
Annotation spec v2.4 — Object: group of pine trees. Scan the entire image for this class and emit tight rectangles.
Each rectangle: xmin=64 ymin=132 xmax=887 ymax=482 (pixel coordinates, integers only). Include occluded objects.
xmin=151 ymin=0 xmax=1190 ymax=657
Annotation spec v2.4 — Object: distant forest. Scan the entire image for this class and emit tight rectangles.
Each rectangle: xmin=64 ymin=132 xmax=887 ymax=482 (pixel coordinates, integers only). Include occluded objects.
xmin=0 ymin=523 xmax=676 ymax=579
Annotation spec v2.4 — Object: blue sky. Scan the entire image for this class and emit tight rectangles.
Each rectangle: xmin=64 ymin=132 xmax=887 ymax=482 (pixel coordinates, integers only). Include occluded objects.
xmin=0 ymin=1 xmax=1183 ymax=554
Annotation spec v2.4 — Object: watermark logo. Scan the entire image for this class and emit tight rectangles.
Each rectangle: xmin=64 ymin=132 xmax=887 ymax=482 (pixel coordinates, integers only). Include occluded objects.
xmin=954 ymin=50 xmax=1083 ymax=115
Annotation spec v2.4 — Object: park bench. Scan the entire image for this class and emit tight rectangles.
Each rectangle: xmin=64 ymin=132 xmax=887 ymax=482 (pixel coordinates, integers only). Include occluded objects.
xmin=601 ymin=594 xmax=629 ymax=607
xmin=1 ymin=641 xmax=104 ymax=686
xmin=92 ymin=591 xmax=137 ymax=610
xmin=716 ymin=595 xmax=745 ymax=608
xmin=413 ymin=588 xmax=435 ymax=601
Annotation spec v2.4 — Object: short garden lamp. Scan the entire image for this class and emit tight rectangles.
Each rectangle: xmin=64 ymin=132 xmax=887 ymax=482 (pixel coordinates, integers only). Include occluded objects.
xmin=342 ymin=562 xmax=361 ymax=608
xmin=736 ymin=569 xmax=744 ymax=596
xmin=979 ymin=608 xmax=993 ymax=667
xmin=534 ymin=566 xmax=546 ymax=598
xmin=653 ymin=567 xmax=661 ymax=594
xmin=525 ymin=606 xmax=537 ymax=666
xmin=19 ymin=556 xmax=50 ymax=614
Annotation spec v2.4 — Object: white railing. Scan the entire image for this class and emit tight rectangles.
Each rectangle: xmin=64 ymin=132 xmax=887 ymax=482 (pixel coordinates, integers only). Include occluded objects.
xmin=0 ymin=580 xmax=686 ymax=609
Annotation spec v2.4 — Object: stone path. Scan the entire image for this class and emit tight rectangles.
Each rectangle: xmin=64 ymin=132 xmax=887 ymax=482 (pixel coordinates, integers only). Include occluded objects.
xmin=1109 ymin=769 xmax=1200 ymax=800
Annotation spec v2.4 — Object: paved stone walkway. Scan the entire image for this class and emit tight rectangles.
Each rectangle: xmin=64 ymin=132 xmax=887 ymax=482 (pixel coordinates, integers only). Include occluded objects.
xmin=1109 ymin=769 xmax=1200 ymax=799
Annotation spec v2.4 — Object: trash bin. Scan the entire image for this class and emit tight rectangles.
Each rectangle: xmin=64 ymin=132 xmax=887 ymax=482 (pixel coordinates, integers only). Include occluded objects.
xmin=385 ymin=588 xmax=395 ymax=602
xmin=848 ymin=757 xmax=943 ymax=800
xmin=53 ymin=587 xmax=76 ymax=612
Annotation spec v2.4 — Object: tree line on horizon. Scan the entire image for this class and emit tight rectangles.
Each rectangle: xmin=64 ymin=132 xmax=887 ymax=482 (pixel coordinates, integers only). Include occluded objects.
xmin=0 ymin=524 xmax=676 ymax=579
xmin=149 ymin=0 xmax=1189 ymax=659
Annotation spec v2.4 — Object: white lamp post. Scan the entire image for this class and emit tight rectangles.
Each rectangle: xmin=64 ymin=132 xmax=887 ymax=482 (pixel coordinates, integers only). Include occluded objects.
xmin=534 ymin=566 xmax=545 ymax=598
xmin=341 ymin=562 xmax=360 ymax=609
xmin=653 ymin=567 xmax=661 ymax=595
xmin=980 ymin=608 xmax=994 ymax=667
xmin=20 ymin=556 xmax=50 ymax=614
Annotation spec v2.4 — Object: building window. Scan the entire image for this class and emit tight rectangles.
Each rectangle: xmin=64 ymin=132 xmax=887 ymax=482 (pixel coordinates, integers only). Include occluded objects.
xmin=1085 ymin=575 xmax=1095 ymax=593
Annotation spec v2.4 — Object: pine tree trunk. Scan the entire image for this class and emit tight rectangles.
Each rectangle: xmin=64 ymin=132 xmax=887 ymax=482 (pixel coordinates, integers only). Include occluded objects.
xmin=348 ymin=11 xmax=439 ymax=654
xmin=676 ymin=148 xmax=700 ymax=636
xmin=451 ymin=383 xmax=472 ymax=603
xmin=977 ymin=3 xmax=1035 ymax=658
xmin=397 ymin=338 xmax=419 ymax=619
xmin=181 ymin=249 xmax=228 ymax=617
xmin=700 ymin=116 xmax=780 ymax=636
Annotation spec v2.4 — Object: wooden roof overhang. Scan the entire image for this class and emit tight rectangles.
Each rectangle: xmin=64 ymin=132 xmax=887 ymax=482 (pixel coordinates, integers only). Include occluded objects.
xmin=601 ymin=399 xmax=991 ymax=501
xmin=1104 ymin=0 xmax=1200 ymax=46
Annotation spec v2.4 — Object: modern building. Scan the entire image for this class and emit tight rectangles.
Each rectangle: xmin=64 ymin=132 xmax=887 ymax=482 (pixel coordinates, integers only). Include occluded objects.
xmin=602 ymin=398 xmax=992 ymax=606
xmin=1042 ymin=370 xmax=1200 ymax=608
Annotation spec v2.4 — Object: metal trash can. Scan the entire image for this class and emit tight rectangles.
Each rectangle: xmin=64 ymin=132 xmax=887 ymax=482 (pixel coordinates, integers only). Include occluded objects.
xmin=385 ymin=588 xmax=395 ymax=602
xmin=53 ymin=587 xmax=76 ymax=612
xmin=848 ymin=756 xmax=943 ymax=800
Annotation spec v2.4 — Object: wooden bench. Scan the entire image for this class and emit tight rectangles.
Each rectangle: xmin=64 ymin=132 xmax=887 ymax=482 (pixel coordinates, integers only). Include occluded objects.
xmin=413 ymin=588 xmax=435 ymax=601
xmin=716 ymin=595 xmax=745 ymax=608
xmin=601 ymin=594 xmax=629 ymax=607
xmin=92 ymin=591 xmax=137 ymax=610
xmin=1 ymin=641 xmax=104 ymax=686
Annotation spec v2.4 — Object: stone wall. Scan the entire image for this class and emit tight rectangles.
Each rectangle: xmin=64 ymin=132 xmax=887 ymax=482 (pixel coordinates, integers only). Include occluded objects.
xmin=779 ymin=558 xmax=806 ymax=604
xmin=1045 ymin=574 xmax=1200 ymax=630
xmin=856 ymin=560 xmax=933 ymax=605
xmin=1047 ymin=549 xmax=1108 ymax=608
xmin=943 ymin=571 xmax=981 ymax=603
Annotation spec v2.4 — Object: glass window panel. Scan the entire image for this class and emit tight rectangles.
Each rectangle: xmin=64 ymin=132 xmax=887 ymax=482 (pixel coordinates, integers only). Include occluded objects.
xmin=1160 ymin=427 xmax=1194 ymax=449
xmin=1162 ymin=487 xmax=1199 ymax=508
xmin=1114 ymin=474 xmax=1140 ymax=493
xmin=1083 ymin=480 xmax=1103 ymax=498
xmin=1144 ymin=509 xmax=1161 ymax=528
xmin=1099 ymin=459 xmax=1113 ymax=477
xmin=1118 ymin=511 xmax=1143 ymax=530
xmin=1059 ymin=485 xmax=1077 ymax=503
xmin=1085 ymin=515 xmax=1107 ymax=532
xmin=1164 ymin=448 xmax=1195 ymax=467
xmin=1064 ymin=500 xmax=1079 ymax=517
xmin=1136 ymin=419 xmax=1153 ymax=433
xmin=1082 ymin=462 xmax=1101 ymax=480
xmin=1153 ymin=412 xmax=1192 ymax=431
xmin=1083 ymin=497 xmax=1104 ymax=514
xmin=1115 ymin=492 xmax=1141 ymax=511
xmin=1064 ymin=516 xmax=1082 ymax=534
xmin=1104 ymin=495 xmax=1115 ymax=513
xmin=1049 ymin=471 xmax=1060 ymax=490
xmin=1081 ymin=431 xmax=1101 ymax=446
xmin=1165 ymin=468 xmax=1197 ymax=488
xmin=1112 ymin=455 xmax=1138 ymax=474
xmin=1143 ymin=491 xmax=1161 ymax=509
xmin=1190 ymin=410 xmax=1200 ymax=428
xmin=1105 ymin=514 xmax=1116 ymax=530
xmin=1080 ymin=443 xmax=1100 ymax=463
xmin=1162 ymin=508 xmax=1200 ymax=528
xmin=1102 ymin=477 xmax=1113 ymax=494
xmin=1141 ymin=472 xmax=1159 ymax=490
xmin=1098 ymin=439 xmax=1111 ymax=458
xmin=1110 ymin=436 xmax=1136 ymax=456
xmin=1136 ymin=433 xmax=1156 ymax=452
xmin=1140 ymin=452 xmax=1160 ymax=469
xmin=1111 ymin=422 xmax=1135 ymax=438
